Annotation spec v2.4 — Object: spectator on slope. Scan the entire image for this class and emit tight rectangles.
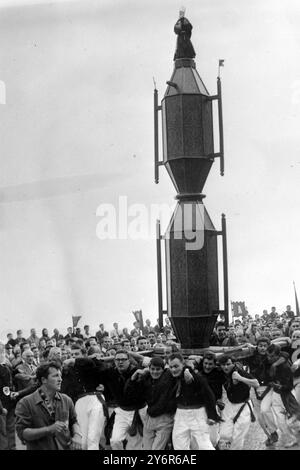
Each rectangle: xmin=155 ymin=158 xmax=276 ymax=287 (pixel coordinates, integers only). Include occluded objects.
xmin=27 ymin=328 xmax=39 ymax=347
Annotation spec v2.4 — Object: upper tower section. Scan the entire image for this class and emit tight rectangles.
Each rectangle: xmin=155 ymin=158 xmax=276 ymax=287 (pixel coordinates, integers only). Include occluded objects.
xmin=161 ymin=9 xmax=215 ymax=195
xmin=154 ymin=8 xmax=224 ymax=190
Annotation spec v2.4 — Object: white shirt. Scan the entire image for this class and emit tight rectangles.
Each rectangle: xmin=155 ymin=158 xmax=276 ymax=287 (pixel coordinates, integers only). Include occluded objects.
xmin=110 ymin=329 xmax=122 ymax=338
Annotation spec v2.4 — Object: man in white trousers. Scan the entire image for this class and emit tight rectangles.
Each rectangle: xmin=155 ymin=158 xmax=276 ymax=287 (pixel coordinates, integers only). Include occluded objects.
xmin=73 ymin=357 xmax=106 ymax=450
xmin=125 ymin=356 xmax=177 ymax=450
xmin=218 ymin=355 xmax=259 ymax=450
xmin=96 ymin=349 xmax=149 ymax=450
xmin=199 ymin=352 xmax=227 ymax=447
xmin=61 ymin=346 xmax=106 ymax=450
xmin=246 ymin=337 xmax=279 ymax=446
xmin=266 ymin=344 xmax=300 ymax=448
xmin=168 ymin=353 xmax=220 ymax=450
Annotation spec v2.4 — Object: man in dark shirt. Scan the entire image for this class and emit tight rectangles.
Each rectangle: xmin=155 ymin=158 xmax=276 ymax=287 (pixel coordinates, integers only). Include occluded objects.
xmin=74 ymin=328 xmax=84 ymax=340
xmin=6 ymin=333 xmax=17 ymax=349
xmin=168 ymin=353 xmax=219 ymax=450
xmin=285 ymin=305 xmax=295 ymax=321
xmin=153 ymin=319 xmax=161 ymax=334
xmin=267 ymin=344 xmax=300 ymax=448
xmin=64 ymin=327 xmax=74 ymax=342
xmin=15 ymin=330 xmax=26 ymax=346
xmin=101 ymin=349 xmax=147 ymax=450
xmin=66 ymin=348 xmax=149 ymax=450
xmin=269 ymin=307 xmax=278 ymax=322
xmin=261 ymin=310 xmax=269 ymax=322
xmin=61 ymin=344 xmax=88 ymax=403
xmin=199 ymin=352 xmax=226 ymax=447
xmin=127 ymin=357 xmax=177 ymax=450
xmin=218 ymin=354 xmax=259 ymax=450
xmin=246 ymin=337 xmax=278 ymax=446
xmin=51 ymin=329 xmax=64 ymax=343
xmin=61 ymin=344 xmax=106 ymax=450
xmin=200 ymin=353 xmax=226 ymax=402
xmin=0 ymin=343 xmax=16 ymax=450
xmin=15 ymin=362 xmax=81 ymax=450
xmin=95 ymin=324 xmax=109 ymax=343
xmin=209 ymin=322 xmax=227 ymax=347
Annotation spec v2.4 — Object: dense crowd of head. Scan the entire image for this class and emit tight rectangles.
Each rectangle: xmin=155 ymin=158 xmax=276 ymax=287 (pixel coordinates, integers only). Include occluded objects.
xmin=2 ymin=305 xmax=300 ymax=369
xmin=210 ymin=305 xmax=300 ymax=360
xmin=1 ymin=305 xmax=300 ymax=451
xmin=2 ymin=318 xmax=180 ymax=369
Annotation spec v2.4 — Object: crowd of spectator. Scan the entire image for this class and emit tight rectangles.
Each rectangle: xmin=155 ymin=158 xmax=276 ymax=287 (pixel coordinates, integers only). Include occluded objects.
xmin=0 ymin=305 xmax=300 ymax=451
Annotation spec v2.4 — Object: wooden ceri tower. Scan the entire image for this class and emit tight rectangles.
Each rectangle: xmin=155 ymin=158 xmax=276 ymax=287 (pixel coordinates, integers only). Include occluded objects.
xmin=154 ymin=14 xmax=229 ymax=348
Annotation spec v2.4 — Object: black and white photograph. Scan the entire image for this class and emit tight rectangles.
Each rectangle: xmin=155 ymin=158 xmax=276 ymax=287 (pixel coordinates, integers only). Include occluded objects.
xmin=0 ymin=0 xmax=300 ymax=455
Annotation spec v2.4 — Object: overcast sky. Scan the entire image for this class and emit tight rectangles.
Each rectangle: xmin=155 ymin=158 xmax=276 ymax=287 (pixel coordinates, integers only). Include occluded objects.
xmin=0 ymin=0 xmax=300 ymax=340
